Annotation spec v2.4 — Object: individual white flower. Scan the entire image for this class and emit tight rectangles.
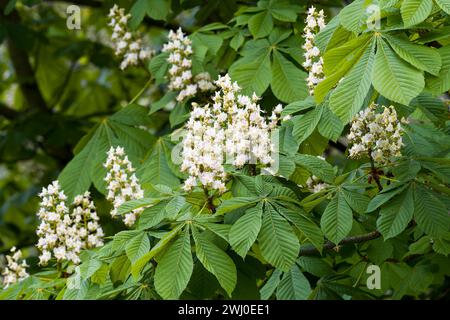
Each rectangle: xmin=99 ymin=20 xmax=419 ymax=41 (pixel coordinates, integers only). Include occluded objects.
xmin=306 ymin=175 xmax=329 ymax=193
xmin=1 ymin=247 xmax=29 ymax=288
xmin=107 ymin=5 xmax=153 ymax=70
xmin=162 ymin=28 xmax=215 ymax=101
xmin=181 ymin=74 xmax=283 ymax=193
xmin=348 ymin=103 xmax=406 ymax=166
xmin=302 ymin=7 xmax=326 ymax=95
xmin=103 ymin=146 xmax=144 ymax=226
xmin=36 ymin=182 xmax=104 ymax=266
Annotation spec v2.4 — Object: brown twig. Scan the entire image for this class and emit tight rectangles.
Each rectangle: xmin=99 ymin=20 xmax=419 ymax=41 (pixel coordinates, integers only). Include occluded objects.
xmin=299 ymin=231 xmax=381 ymax=256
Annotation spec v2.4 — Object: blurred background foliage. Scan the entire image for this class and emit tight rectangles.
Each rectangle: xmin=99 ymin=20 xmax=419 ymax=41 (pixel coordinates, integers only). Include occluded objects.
xmin=0 ymin=0 xmax=346 ymax=255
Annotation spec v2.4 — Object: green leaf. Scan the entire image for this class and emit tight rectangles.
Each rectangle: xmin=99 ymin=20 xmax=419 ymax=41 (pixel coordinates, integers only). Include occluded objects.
xmin=294 ymin=154 xmax=335 ymax=183
xmin=131 ymin=224 xmax=184 ymax=279
xmin=383 ymin=34 xmax=441 ymax=75
xmin=154 ymin=228 xmax=193 ymax=299
xmin=229 ymin=53 xmax=272 ymax=96
xmin=146 ymin=0 xmax=171 ymax=21
xmin=317 ymin=106 xmax=344 ymax=142
xmin=276 ymin=264 xmax=311 ymax=300
xmin=426 ymin=46 xmax=450 ymax=95
xmin=260 ymin=269 xmax=282 ymax=300
xmin=149 ymin=91 xmax=177 ymax=115
xmin=125 ymin=232 xmax=150 ymax=264
xmin=435 ymin=0 xmax=450 ymax=14
xmin=291 ymin=106 xmax=323 ymax=145
xmin=372 ymin=37 xmax=424 ymax=105
xmin=281 ymin=96 xmax=315 ymax=116
xmin=191 ymin=227 xmax=237 ymax=297
xmin=279 ymin=208 xmax=324 ymax=252
xmin=271 ymin=51 xmax=308 ymax=103
xmin=367 ymin=183 xmax=409 ymax=212
xmin=216 ymin=197 xmax=259 ymax=215
xmin=138 ymin=137 xmax=180 ymax=187
xmin=248 ymin=10 xmax=273 ymax=39
xmin=117 ymin=198 xmax=163 ymax=216
xmin=341 ymin=189 xmax=370 ymax=214
xmin=377 ymin=187 xmax=414 ymax=239
xmin=149 ymin=52 xmax=169 ymax=81
xmin=339 ymin=0 xmax=365 ymax=32
xmin=229 ymin=203 xmax=263 ymax=258
xmin=329 ymin=39 xmax=375 ymax=124
xmin=401 ymin=0 xmax=432 ymax=27
xmin=259 ymin=203 xmax=300 ymax=272
xmin=320 ymin=192 xmax=353 ymax=245
xmin=414 ymin=185 xmax=450 ymax=237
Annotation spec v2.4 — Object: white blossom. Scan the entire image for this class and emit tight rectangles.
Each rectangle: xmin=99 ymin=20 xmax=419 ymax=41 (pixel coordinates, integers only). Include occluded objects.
xmin=162 ymin=28 xmax=215 ymax=101
xmin=36 ymin=182 xmax=103 ymax=266
xmin=104 ymin=146 xmax=144 ymax=226
xmin=181 ymin=74 xmax=283 ymax=193
xmin=348 ymin=103 xmax=407 ymax=166
xmin=1 ymin=247 xmax=29 ymax=288
xmin=302 ymin=7 xmax=326 ymax=95
xmin=108 ymin=5 xmax=153 ymax=70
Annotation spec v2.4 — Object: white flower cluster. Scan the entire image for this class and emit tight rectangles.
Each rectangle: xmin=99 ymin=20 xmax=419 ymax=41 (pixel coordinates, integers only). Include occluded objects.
xmin=108 ymin=5 xmax=153 ymax=70
xmin=181 ymin=74 xmax=283 ymax=193
xmin=36 ymin=182 xmax=104 ymax=266
xmin=302 ymin=6 xmax=326 ymax=95
xmin=1 ymin=247 xmax=29 ymax=288
xmin=104 ymin=146 xmax=144 ymax=226
xmin=162 ymin=28 xmax=215 ymax=102
xmin=306 ymin=175 xmax=329 ymax=193
xmin=348 ymin=103 xmax=406 ymax=166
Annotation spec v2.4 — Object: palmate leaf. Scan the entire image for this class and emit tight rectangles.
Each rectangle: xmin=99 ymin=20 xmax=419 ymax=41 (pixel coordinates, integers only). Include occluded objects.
xmin=371 ymin=37 xmax=424 ymax=105
xmin=426 ymin=45 xmax=450 ymax=95
xmin=377 ymin=187 xmax=414 ymax=239
xmin=258 ymin=202 xmax=300 ymax=272
xmin=291 ymin=105 xmax=323 ymax=145
xmin=435 ymin=0 xmax=450 ymax=14
xmin=229 ymin=53 xmax=272 ymax=96
xmin=138 ymin=137 xmax=180 ymax=187
xmin=383 ymin=34 xmax=441 ymax=75
xmin=229 ymin=203 xmax=263 ymax=258
xmin=260 ymin=269 xmax=283 ymax=300
xmin=191 ymin=226 xmax=237 ymax=297
xmin=294 ymin=153 xmax=335 ymax=183
xmin=329 ymin=38 xmax=375 ymax=124
xmin=315 ymin=42 xmax=368 ymax=103
xmin=317 ymin=106 xmax=344 ymax=142
xmin=401 ymin=0 xmax=433 ymax=27
xmin=125 ymin=232 xmax=150 ymax=264
xmin=59 ymin=105 xmax=155 ymax=201
xmin=277 ymin=205 xmax=324 ymax=252
xmin=154 ymin=228 xmax=193 ymax=300
xmin=276 ymin=264 xmax=311 ymax=300
xmin=320 ymin=191 xmax=353 ymax=245
xmin=413 ymin=185 xmax=450 ymax=237
xmin=248 ymin=10 xmax=273 ymax=39
xmin=271 ymin=51 xmax=308 ymax=103
xmin=339 ymin=0 xmax=366 ymax=33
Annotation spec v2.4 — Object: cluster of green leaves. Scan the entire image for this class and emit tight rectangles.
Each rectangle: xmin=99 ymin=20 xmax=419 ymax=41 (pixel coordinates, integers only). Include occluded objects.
xmin=1 ymin=0 xmax=450 ymax=300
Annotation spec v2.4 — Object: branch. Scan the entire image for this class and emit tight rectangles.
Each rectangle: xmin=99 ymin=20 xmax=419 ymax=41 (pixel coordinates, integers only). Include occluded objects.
xmin=0 ymin=2 xmax=49 ymax=112
xmin=299 ymin=231 xmax=381 ymax=256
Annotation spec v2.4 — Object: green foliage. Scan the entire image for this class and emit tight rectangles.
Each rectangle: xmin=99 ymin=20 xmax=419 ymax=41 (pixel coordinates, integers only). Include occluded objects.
xmin=1 ymin=0 xmax=450 ymax=302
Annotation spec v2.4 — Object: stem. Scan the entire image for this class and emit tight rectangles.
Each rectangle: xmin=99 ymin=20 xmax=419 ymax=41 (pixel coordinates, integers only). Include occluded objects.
xmin=299 ymin=231 xmax=381 ymax=256
xmin=248 ymin=164 xmax=257 ymax=176
xmin=203 ymin=187 xmax=216 ymax=213
xmin=368 ymin=147 xmax=383 ymax=191
xmin=128 ymin=77 xmax=153 ymax=105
